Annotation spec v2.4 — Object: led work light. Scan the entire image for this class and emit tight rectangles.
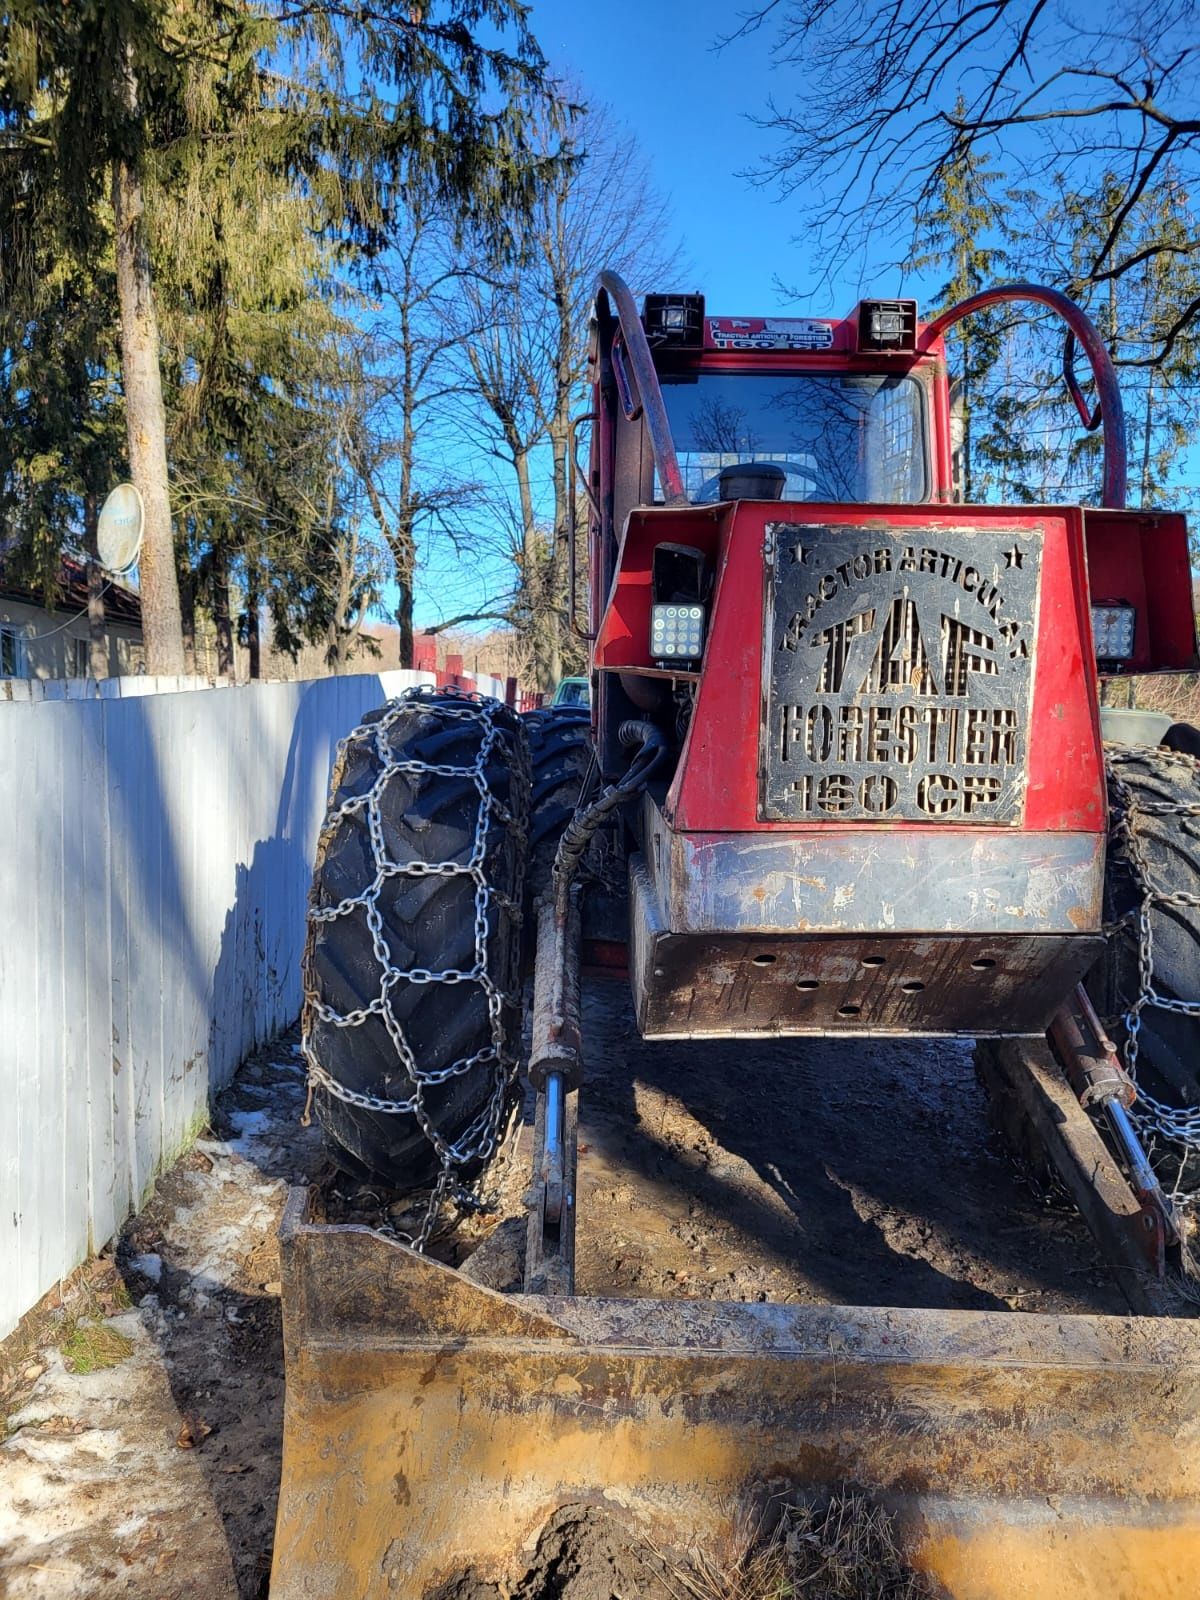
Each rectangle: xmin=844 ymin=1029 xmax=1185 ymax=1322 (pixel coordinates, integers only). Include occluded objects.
xmin=651 ymin=602 xmax=705 ymax=662
xmin=650 ymin=542 xmax=709 ymax=664
xmin=1091 ymin=601 xmax=1136 ymax=664
xmin=642 ymin=293 xmax=706 ymax=348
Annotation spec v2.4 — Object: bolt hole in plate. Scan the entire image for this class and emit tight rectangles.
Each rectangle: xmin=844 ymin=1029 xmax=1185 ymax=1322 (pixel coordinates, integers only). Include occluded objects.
xmin=752 ymin=953 xmax=777 ymax=967
xmin=900 ymin=980 xmax=925 ymax=993
xmin=837 ymin=1004 xmax=862 ymax=1017
xmin=971 ymin=957 xmax=996 ymax=970
xmin=796 ymin=979 xmax=821 ymax=992
xmin=861 ymin=955 xmax=886 ymax=967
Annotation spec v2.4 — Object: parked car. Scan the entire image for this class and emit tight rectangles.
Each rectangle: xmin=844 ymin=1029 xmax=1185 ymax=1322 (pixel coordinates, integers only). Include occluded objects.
xmin=550 ymin=676 xmax=590 ymax=709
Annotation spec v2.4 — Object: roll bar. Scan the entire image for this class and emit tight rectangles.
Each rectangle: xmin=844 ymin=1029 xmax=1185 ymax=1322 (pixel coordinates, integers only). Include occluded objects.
xmin=594 ymin=271 xmax=688 ymax=505
xmin=920 ymin=284 xmax=1128 ymax=509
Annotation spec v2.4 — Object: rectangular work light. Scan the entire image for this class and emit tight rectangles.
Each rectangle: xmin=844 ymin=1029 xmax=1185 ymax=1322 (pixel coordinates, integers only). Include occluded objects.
xmin=650 ymin=541 xmax=709 ymax=663
xmin=1091 ymin=601 xmax=1137 ymax=666
xmin=642 ymin=293 xmax=706 ymax=348
xmin=857 ymin=298 xmax=918 ymax=353
xmin=650 ymin=602 xmax=706 ymax=662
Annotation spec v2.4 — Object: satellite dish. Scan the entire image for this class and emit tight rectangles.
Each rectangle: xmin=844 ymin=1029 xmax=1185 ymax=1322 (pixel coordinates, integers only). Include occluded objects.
xmin=97 ymin=483 xmax=144 ymax=574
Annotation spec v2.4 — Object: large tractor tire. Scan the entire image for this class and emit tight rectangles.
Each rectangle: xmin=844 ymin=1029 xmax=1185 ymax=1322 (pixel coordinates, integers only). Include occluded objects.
xmin=1100 ymin=739 xmax=1200 ymax=1121
xmin=522 ymin=706 xmax=592 ymax=902
xmin=303 ymin=692 xmax=529 ymax=1191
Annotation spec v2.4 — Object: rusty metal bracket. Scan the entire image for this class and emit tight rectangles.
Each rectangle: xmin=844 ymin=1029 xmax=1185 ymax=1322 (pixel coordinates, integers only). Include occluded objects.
xmin=977 ymin=1037 xmax=1175 ymax=1312
xmin=1050 ymin=983 xmax=1180 ymax=1266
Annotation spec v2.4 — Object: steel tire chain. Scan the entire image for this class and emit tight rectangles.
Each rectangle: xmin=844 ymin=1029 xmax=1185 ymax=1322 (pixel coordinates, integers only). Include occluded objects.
xmin=301 ymin=686 xmax=528 ymax=1249
xmin=1105 ymin=742 xmax=1200 ymax=1170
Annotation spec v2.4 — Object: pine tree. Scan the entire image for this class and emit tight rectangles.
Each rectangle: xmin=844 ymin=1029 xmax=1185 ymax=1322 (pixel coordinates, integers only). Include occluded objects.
xmin=906 ymin=99 xmax=1007 ymax=501
xmin=1 ymin=1 xmax=565 ymax=673
xmin=992 ymin=170 xmax=1200 ymax=511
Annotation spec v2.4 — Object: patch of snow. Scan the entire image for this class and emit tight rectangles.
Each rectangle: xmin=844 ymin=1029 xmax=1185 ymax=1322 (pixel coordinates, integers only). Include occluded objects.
xmin=132 ymin=1251 xmax=162 ymax=1283
xmin=228 ymin=1109 xmax=271 ymax=1138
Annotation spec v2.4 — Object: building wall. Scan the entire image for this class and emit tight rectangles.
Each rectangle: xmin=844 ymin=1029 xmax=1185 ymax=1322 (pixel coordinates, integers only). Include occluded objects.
xmin=0 ymin=669 xmax=438 ymax=1339
xmin=0 ymin=596 xmax=144 ymax=680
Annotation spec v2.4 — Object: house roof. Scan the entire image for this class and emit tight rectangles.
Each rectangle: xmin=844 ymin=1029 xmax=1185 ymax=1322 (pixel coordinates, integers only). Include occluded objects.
xmin=0 ymin=555 xmax=143 ymax=628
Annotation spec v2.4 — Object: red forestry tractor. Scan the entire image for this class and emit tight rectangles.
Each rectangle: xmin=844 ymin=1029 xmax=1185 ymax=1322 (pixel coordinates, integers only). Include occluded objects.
xmin=271 ymin=273 xmax=1200 ymax=1598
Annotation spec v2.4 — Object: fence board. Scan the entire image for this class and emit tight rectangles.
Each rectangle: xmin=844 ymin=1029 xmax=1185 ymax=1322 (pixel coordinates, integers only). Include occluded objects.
xmin=32 ymin=703 xmax=66 ymax=1305
xmin=0 ymin=668 xmax=439 ymax=1338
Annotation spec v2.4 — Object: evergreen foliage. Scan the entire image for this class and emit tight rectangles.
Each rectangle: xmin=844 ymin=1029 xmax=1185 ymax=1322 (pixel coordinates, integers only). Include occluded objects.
xmin=0 ymin=0 xmax=565 ymax=672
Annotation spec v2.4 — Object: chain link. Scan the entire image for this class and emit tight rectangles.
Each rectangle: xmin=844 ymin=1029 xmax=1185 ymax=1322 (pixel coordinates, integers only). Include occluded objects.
xmin=1104 ymin=743 xmax=1200 ymax=1188
xmin=301 ymin=687 xmax=528 ymax=1251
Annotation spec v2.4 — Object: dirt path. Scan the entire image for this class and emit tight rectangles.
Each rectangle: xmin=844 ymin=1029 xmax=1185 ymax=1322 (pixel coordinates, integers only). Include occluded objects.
xmin=0 ymin=1036 xmax=323 ymax=1600
xmin=0 ymin=983 xmax=1124 ymax=1598
xmin=573 ymin=979 xmax=1122 ymax=1313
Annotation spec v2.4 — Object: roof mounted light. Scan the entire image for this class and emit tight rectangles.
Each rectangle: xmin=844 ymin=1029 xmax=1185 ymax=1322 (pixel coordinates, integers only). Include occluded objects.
xmin=643 ymin=293 xmax=706 ymax=348
xmin=857 ymin=299 xmax=918 ymax=354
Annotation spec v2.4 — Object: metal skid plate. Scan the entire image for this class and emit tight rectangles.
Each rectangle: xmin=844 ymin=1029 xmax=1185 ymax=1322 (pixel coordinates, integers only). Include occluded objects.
xmin=762 ymin=523 xmax=1042 ymax=824
xmin=631 ymin=854 xmax=1100 ymax=1039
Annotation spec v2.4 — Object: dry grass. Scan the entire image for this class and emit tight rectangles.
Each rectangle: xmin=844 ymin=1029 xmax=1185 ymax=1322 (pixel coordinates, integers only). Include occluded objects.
xmin=1 ymin=1256 xmax=132 ymax=1418
xmin=661 ymin=1491 xmax=937 ymax=1600
xmin=1125 ymin=674 xmax=1200 ymax=722
xmin=58 ymin=1317 xmax=134 ymax=1375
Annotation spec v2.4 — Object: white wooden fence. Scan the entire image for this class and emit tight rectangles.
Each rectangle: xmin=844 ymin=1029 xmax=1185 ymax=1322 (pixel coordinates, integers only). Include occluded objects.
xmin=0 ymin=669 xmax=450 ymax=1339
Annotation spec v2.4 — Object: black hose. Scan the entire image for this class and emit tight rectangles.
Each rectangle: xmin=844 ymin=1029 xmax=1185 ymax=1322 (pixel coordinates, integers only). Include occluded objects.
xmin=551 ymin=720 xmax=667 ymax=915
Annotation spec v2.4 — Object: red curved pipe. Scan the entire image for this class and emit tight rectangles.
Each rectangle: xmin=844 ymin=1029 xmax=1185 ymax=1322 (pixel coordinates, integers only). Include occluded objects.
xmin=595 ymin=270 xmax=688 ymax=505
xmin=920 ymin=283 xmax=1127 ymax=509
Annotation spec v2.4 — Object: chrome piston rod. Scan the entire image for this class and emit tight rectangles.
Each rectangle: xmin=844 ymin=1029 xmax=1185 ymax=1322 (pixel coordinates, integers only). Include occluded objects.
xmin=1052 ymin=984 xmax=1181 ymax=1258
xmin=542 ymin=1070 xmax=565 ymax=1227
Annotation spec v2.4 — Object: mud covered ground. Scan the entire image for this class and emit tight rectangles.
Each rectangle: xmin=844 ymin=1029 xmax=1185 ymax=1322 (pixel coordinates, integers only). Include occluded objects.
xmin=0 ymin=979 xmax=1123 ymax=1599
xmin=572 ymin=978 xmax=1122 ymax=1314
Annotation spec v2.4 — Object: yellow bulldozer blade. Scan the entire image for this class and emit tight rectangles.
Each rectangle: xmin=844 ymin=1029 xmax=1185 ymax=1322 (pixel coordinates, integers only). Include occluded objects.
xmin=270 ymin=1189 xmax=1200 ymax=1600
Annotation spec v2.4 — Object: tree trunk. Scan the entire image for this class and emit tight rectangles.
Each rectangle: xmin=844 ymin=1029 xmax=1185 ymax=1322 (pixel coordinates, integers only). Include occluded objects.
xmin=1140 ymin=372 xmax=1155 ymax=505
xmin=328 ymin=526 xmax=368 ymax=675
xmin=112 ymin=141 xmax=185 ymax=675
xmin=179 ymin=567 xmax=196 ymax=675
xmin=391 ymin=520 xmax=415 ymax=670
xmin=359 ymin=464 xmax=415 ymax=670
xmin=83 ymin=492 xmax=109 ymax=680
xmin=396 ymin=583 xmax=414 ymax=670
xmin=213 ymin=552 xmax=234 ymax=677
xmin=246 ymin=579 xmax=261 ymax=680
xmin=514 ymin=448 xmax=559 ymax=691
xmin=548 ymin=416 xmax=574 ymax=657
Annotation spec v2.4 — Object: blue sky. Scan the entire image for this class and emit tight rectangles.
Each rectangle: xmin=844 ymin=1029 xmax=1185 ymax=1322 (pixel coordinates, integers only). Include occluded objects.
xmin=414 ymin=2 xmax=915 ymax=631
xmin=527 ymin=0 xmax=898 ymax=318
xmin=409 ymin=1 xmax=1198 ymax=632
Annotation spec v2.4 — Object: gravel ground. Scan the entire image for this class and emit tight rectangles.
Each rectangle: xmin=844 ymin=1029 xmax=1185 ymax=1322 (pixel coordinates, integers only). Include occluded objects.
xmin=0 ymin=981 xmax=1126 ymax=1598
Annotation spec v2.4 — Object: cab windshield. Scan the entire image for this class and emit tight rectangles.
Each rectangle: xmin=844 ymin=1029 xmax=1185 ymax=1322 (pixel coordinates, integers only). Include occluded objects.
xmin=658 ymin=371 xmax=928 ymax=504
